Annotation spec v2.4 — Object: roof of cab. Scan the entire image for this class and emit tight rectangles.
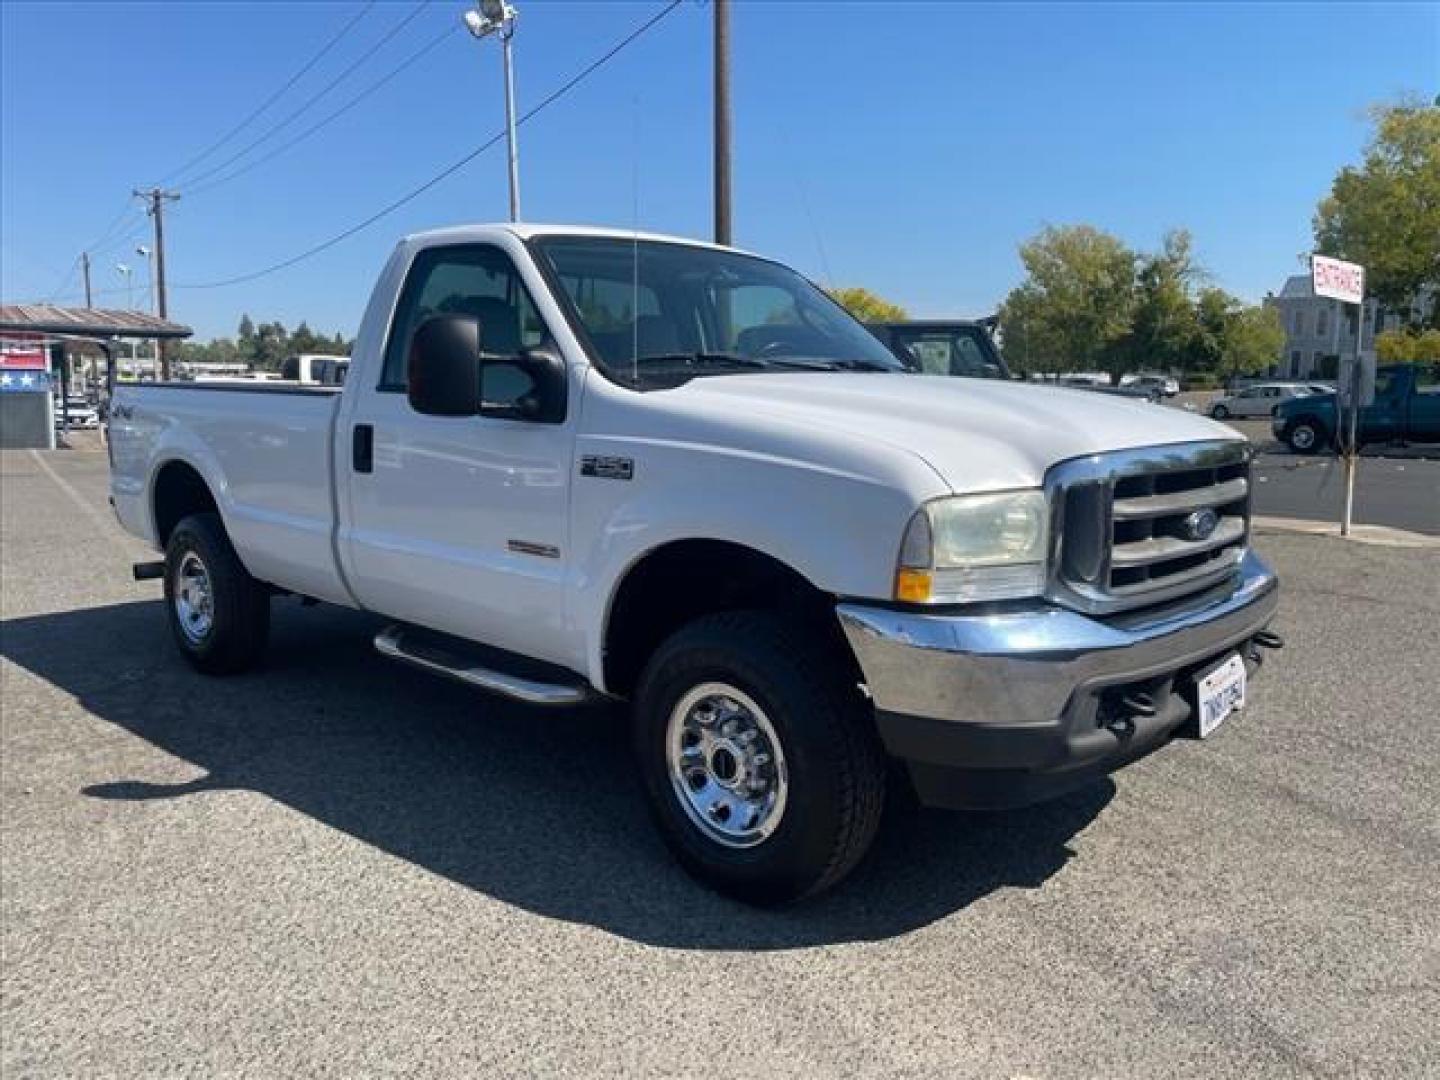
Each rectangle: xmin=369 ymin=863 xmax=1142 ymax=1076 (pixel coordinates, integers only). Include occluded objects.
xmin=401 ymin=222 xmax=756 ymax=257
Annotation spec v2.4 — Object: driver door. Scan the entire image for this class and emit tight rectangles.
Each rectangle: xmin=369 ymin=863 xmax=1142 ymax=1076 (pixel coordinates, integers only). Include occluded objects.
xmin=339 ymin=243 xmax=576 ymax=666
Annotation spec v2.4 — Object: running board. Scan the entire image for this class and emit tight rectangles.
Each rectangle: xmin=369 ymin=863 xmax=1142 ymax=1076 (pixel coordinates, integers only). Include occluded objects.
xmin=374 ymin=624 xmax=595 ymax=706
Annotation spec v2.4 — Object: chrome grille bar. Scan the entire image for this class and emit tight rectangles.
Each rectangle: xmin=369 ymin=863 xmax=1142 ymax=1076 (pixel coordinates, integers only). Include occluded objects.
xmin=1110 ymin=516 xmax=1246 ymax=567
xmin=1045 ymin=439 xmax=1252 ymax=615
xmin=1112 ymin=477 xmax=1249 ymax=520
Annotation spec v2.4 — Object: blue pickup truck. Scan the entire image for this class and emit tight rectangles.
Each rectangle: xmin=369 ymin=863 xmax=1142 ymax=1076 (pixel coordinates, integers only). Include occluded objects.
xmin=1273 ymin=363 xmax=1440 ymax=453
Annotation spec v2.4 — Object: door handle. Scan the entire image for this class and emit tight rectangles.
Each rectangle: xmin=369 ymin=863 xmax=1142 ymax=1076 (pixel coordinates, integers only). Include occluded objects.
xmin=352 ymin=424 xmax=374 ymax=473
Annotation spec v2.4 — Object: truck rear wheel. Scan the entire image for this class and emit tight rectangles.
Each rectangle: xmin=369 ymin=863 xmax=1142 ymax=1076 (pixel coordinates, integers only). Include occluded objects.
xmin=633 ymin=611 xmax=885 ymax=905
xmin=164 ymin=512 xmax=270 ymax=674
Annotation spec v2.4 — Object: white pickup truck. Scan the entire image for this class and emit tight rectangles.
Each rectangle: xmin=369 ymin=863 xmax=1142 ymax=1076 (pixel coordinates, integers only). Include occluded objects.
xmin=109 ymin=224 xmax=1281 ymax=903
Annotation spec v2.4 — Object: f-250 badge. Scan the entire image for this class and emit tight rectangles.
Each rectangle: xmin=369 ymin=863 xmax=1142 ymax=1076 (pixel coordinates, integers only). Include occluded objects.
xmin=580 ymin=455 xmax=634 ymax=481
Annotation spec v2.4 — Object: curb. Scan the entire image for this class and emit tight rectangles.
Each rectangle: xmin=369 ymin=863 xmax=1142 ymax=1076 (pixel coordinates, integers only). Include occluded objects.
xmin=1252 ymin=515 xmax=1440 ymax=550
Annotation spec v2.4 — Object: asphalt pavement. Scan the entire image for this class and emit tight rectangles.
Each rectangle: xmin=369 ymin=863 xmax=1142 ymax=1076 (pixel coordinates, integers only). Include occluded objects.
xmin=3 ymin=447 xmax=1438 ymax=1078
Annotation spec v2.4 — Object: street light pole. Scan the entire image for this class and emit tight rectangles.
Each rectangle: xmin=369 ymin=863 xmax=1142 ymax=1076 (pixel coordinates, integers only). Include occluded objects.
xmin=137 ymin=245 xmax=158 ymax=376
xmin=115 ymin=263 xmax=137 ymax=370
xmin=501 ymin=22 xmax=520 ymax=222
xmin=464 ymin=0 xmax=521 ymax=222
xmin=115 ymin=263 xmax=133 ymax=311
xmin=137 ymin=245 xmax=155 ymax=314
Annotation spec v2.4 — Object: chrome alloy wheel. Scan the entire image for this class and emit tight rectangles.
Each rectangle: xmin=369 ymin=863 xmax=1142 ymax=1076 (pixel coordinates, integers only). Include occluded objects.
xmin=666 ymin=682 xmax=789 ymax=848
xmin=174 ymin=551 xmax=215 ymax=644
xmin=1291 ymin=424 xmax=1317 ymax=450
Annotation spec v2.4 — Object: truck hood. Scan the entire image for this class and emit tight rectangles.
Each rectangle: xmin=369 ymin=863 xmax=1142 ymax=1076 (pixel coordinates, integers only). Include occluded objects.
xmin=675 ymin=373 xmax=1239 ymax=491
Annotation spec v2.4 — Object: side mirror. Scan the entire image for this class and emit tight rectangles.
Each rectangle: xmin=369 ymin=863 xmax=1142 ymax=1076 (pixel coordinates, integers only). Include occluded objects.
xmin=408 ymin=315 xmax=481 ymax=416
xmin=482 ymin=344 xmax=567 ymax=424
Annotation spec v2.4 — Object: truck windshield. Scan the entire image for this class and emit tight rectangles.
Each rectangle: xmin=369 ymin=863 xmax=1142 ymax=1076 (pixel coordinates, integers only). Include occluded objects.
xmin=531 ymin=236 xmax=908 ymax=387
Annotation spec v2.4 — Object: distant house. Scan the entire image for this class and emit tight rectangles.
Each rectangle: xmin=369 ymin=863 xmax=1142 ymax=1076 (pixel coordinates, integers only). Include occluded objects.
xmin=1265 ymin=276 xmax=1436 ymax=379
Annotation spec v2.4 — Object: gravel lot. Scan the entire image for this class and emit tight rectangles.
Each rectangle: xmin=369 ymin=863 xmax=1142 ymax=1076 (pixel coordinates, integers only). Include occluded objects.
xmin=3 ymin=447 xmax=1438 ymax=1078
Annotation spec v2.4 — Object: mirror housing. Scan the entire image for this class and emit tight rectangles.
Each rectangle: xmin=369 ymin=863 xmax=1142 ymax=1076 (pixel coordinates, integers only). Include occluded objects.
xmin=408 ymin=315 xmax=482 ymax=416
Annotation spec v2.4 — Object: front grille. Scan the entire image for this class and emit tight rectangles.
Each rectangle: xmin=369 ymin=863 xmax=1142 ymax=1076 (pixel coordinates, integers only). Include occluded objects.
xmin=1049 ymin=441 xmax=1251 ymax=614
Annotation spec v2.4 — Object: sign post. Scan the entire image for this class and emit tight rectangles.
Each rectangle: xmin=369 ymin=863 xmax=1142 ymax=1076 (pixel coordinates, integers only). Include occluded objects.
xmin=1310 ymin=255 xmax=1368 ymax=536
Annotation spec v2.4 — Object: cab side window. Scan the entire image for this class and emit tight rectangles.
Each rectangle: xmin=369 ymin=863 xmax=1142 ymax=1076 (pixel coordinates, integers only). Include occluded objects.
xmin=380 ymin=245 xmax=548 ymax=409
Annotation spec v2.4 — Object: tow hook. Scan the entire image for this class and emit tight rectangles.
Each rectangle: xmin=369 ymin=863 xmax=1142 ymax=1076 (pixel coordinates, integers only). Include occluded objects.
xmin=1246 ymin=628 xmax=1284 ymax=665
xmin=1120 ymin=690 xmax=1158 ymax=718
xmin=1253 ymin=630 xmax=1284 ymax=650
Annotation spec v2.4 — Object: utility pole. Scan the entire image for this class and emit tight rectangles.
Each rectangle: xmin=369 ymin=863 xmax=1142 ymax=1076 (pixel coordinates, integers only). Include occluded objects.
xmin=81 ymin=252 xmax=93 ymax=308
xmin=134 ymin=187 xmax=179 ymax=379
xmin=713 ymin=0 xmax=732 ymax=246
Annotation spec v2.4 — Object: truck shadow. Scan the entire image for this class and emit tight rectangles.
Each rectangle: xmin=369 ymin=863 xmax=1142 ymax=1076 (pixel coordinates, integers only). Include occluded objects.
xmin=2 ymin=598 xmax=1112 ymax=951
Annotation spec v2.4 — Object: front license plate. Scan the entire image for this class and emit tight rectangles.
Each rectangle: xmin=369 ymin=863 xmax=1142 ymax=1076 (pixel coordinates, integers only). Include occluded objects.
xmin=1196 ymin=653 xmax=1247 ymax=738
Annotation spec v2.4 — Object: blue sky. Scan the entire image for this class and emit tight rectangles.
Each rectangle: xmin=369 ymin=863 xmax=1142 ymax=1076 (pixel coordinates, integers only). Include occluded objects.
xmin=2 ymin=1 xmax=1436 ymax=340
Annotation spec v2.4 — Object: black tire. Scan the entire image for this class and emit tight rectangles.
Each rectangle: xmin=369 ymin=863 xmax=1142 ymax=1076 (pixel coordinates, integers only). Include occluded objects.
xmin=1211 ymin=404 xmax=1230 ymax=420
xmin=633 ymin=611 xmax=886 ymax=905
xmin=1285 ymin=419 xmax=1324 ymax=455
xmin=163 ymin=512 xmax=270 ymax=674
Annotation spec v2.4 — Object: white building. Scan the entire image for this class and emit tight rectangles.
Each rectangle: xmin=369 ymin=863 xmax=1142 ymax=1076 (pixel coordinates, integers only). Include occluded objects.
xmin=1266 ymin=276 xmax=1436 ymax=379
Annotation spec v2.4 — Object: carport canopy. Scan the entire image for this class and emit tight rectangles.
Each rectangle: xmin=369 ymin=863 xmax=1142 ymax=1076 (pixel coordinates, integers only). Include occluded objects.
xmin=0 ymin=303 xmax=193 ymax=392
xmin=0 ymin=303 xmax=192 ymax=341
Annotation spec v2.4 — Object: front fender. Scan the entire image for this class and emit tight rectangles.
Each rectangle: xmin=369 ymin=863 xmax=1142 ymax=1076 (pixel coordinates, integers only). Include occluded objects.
xmin=568 ymin=436 xmax=940 ymax=691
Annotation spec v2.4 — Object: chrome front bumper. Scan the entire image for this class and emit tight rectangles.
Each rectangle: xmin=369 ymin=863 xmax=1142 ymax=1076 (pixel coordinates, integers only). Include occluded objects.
xmin=836 ymin=550 xmax=1280 ymax=808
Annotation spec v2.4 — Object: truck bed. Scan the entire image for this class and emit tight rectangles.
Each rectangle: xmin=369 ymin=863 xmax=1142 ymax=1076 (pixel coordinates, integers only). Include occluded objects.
xmin=109 ymin=381 xmax=353 ymax=606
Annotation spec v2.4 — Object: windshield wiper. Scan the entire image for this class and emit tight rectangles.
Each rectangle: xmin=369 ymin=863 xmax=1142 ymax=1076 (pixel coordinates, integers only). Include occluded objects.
xmin=761 ymin=355 xmax=899 ymax=372
xmin=632 ymin=351 xmax=773 ymax=369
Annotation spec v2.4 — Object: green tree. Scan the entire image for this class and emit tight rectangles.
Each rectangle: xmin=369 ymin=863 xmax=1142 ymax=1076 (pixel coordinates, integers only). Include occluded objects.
xmin=251 ymin=320 xmax=289 ymax=370
xmin=1113 ymin=229 xmax=1202 ymax=376
xmin=1190 ymin=287 xmax=1234 ymax=372
xmin=826 ymin=286 xmax=907 ymax=323
xmin=175 ymin=318 xmax=351 ymax=372
xmin=1314 ymin=100 xmax=1440 ymax=324
xmin=998 ymin=224 xmax=1135 ymax=374
xmin=289 ymin=321 xmax=322 ymax=355
xmin=1377 ymin=327 xmax=1440 ymax=361
xmin=1216 ymin=304 xmax=1285 ymax=380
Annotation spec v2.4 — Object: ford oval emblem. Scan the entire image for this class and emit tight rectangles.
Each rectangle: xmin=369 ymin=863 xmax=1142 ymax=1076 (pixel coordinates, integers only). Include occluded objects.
xmin=1182 ymin=508 xmax=1220 ymax=542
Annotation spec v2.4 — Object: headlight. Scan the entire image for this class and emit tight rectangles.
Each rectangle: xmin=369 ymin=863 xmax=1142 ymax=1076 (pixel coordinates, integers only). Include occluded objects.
xmin=894 ymin=490 xmax=1049 ymax=603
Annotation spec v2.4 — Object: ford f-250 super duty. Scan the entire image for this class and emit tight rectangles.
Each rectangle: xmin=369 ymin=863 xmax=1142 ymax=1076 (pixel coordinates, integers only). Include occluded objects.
xmin=109 ymin=224 xmax=1281 ymax=904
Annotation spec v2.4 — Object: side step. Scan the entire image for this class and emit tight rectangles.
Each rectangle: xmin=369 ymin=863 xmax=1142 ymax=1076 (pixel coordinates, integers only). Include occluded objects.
xmin=374 ymin=624 xmax=595 ymax=707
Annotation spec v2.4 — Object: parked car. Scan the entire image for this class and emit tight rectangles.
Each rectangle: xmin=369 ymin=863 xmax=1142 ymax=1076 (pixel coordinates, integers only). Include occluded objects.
xmin=314 ymin=358 xmax=350 ymax=385
xmin=54 ymin=396 xmax=100 ymax=430
xmin=1057 ymin=372 xmax=1112 ymax=388
xmin=1061 ymin=374 xmax=1159 ymax=403
xmin=1273 ymin=363 xmax=1440 ymax=453
xmin=1209 ymin=383 xmax=1314 ymax=420
xmin=1120 ymin=373 xmax=1180 ymax=397
xmin=108 ymin=223 xmax=1281 ymax=904
xmin=866 ymin=320 xmax=1009 ymax=380
xmin=279 ymin=353 xmax=349 ymax=384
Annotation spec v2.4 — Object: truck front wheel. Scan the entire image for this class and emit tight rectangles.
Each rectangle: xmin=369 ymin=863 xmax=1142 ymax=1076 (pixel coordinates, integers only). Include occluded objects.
xmin=633 ymin=611 xmax=886 ymax=905
xmin=1286 ymin=419 xmax=1324 ymax=454
xmin=163 ymin=512 xmax=270 ymax=674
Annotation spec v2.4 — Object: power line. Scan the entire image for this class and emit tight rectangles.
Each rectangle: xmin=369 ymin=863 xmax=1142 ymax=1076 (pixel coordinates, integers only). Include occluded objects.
xmin=45 ymin=3 xmax=374 ymax=296
xmin=88 ymin=221 xmax=153 ymax=261
xmin=180 ymin=1 xmax=432 ymax=191
xmin=174 ymin=0 xmax=686 ymax=291
xmin=160 ymin=1 xmax=376 ymax=186
xmin=187 ymin=21 xmax=462 ymax=198
xmin=42 ymin=255 xmax=81 ymax=303
xmin=81 ymin=202 xmax=144 ymax=255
